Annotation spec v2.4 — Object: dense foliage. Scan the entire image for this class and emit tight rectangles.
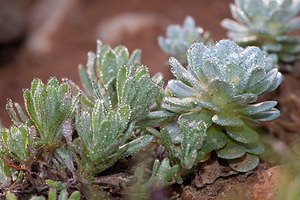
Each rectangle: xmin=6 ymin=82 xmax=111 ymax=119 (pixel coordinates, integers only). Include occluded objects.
xmin=2 ymin=3 xmax=300 ymax=199
xmin=222 ymin=0 xmax=300 ymax=62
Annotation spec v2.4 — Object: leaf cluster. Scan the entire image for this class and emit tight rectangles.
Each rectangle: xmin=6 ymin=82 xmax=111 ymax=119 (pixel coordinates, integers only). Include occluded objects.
xmin=0 ymin=11 xmax=288 ymax=199
xmin=162 ymin=40 xmax=282 ymax=172
xmin=222 ymin=0 xmax=300 ymax=62
xmin=158 ymin=16 xmax=210 ymax=64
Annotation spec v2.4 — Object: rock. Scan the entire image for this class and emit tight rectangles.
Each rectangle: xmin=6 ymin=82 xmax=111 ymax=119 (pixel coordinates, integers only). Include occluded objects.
xmin=194 ymin=158 xmax=239 ymax=188
xmin=252 ymin=165 xmax=284 ymax=200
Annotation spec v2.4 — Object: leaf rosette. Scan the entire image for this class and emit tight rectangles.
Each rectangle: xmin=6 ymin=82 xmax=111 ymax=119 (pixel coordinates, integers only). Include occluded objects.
xmin=222 ymin=0 xmax=300 ymax=62
xmin=163 ymin=40 xmax=282 ymax=172
xmin=159 ymin=16 xmax=210 ymax=64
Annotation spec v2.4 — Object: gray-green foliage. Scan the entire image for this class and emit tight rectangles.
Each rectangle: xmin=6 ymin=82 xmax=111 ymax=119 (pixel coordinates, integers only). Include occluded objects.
xmin=162 ymin=40 xmax=282 ymax=172
xmin=79 ymin=40 xmax=141 ymax=107
xmin=1 ymin=126 xmax=32 ymax=164
xmin=6 ymin=189 xmax=80 ymax=200
xmin=75 ymin=98 xmax=154 ymax=176
xmin=222 ymin=0 xmax=300 ymax=62
xmin=73 ymin=41 xmax=167 ymax=176
xmin=116 ymin=65 xmax=163 ymax=121
xmin=158 ymin=16 xmax=210 ymax=64
xmin=0 ymin=159 xmax=11 ymax=188
xmin=0 ymin=30 xmax=285 ymax=198
xmin=130 ymin=158 xmax=178 ymax=200
xmin=23 ymin=78 xmax=80 ymax=146
xmin=79 ymin=41 xmax=164 ymax=124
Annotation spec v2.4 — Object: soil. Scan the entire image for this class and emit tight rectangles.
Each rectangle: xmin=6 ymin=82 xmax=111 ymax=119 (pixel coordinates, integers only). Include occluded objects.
xmin=1 ymin=0 xmax=300 ymax=199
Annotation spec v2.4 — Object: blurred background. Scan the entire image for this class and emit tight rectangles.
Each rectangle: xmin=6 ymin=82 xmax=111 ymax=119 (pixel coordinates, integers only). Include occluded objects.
xmin=0 ymin=0 xmax=233 ymax=126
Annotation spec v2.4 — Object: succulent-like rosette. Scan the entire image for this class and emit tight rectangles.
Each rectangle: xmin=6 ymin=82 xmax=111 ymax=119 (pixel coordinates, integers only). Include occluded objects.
xmin=158 ymin=16 xmax=210 ymax=64
xmin=163 ymin=40 xmax=283 ymax=172
xmin=222 ymin=0 xmax=300 ymax=62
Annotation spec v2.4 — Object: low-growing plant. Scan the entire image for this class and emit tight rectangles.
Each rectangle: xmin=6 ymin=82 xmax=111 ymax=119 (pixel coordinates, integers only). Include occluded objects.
xmin=6 ymin=189 xmax=80 ymax=200
xmin=23 ymin=78 xmax=79 ymax=148
xmin=222 ymin=0 xmax=300 ymax=62
xmin=1 ymin=78 xmax=80 ymax=163
xmin=1 ymin=125 xmax=33 ymax=164
xmin=74 ymin=99 xmax=154 ymax=177
xmin=0 ymin=12 xmax=286 ymax=199
xmin=158 ymin=16 xmax=210 ymax=65
xmin=162 ymin=40 xmax=282 ymax=172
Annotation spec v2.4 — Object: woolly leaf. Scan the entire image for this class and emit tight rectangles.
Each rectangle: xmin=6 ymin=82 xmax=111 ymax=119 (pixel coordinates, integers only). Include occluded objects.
xmin=212 ymin=112 xmax=244 ymax=126
xmin=226 ymin=125 xmax=259 ymax=144
xmin=228 ymin=153 xmax=259 ymax=172
xmin=217 ymin=139 xmax=247 ymax=159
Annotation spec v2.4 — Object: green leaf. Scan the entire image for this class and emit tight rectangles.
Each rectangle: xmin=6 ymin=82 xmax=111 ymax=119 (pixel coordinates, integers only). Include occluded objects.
xmin=79 ymin=64 xmax=93 ymax=96
xmin=246 ymin=67 xmax=265 ymax=89
xmin=261 ymin=72 xmax=283 ymax=95
xmin=152 ymin=72 xmax=164 ymax=87
xmin=229 ymin=4 xmax=251 ymax=26
xmin=247 ymin=69 xmax=278 ymax=95
xmin=48 ymin=189 xmax=56 ymax=200
xmin=117 ymin=65 xmax=127 ymax=104
xmin=230 ymin=93 xmax=258 ymax=104
xmin=180 ymin=121 xmax=207 ymax=169
xmin=178 ymin=110 xmax=213 ymax=127
xmin=58 ymin=189 xmax=68 ymax=200
xmin=237 ymin=101 xmax=277 ymax=115
xmin=92 ymin=81 xmax=111 ymax=111
xmin=168 ymin=80 xmax=199 ymax=98
xmin=14 ymin=102 xmax=29 ymax=122
xmin=228 ymin=153 xmax=259 ymax=172
xmin=123 ymin=135 xmax=154 ymax=157
xmin=163 ymin=97 xmax=196 ymax=110
xmin=1 ymin=126 xmax=32 ymax=163
xmin=102 ymin=50 xmax=118 ymax=85
xmin=226 ymin=125 xmax=259 ymax=144
xmin=221 ymin=19 xmax=249 ymax=33
xmin=249 ymin=108 xmax=280 ymax=121
xmin=245 ymin=142 xmax=264 ymax=155
xmin=0 ymin=160 xmax=11 ymax=185
xmin=120 ymin=77 xmax=136 ymax=105
xmin=194 ymin=99 xmax=219 ymax=112
xmin=217 ymin=139 xmax=247 ymax=159
xmin=169 ymin=57 xmax=202 ymax=90
xmin=286 ymin=17 xmax=300 ymax=31
xmin=187 ymin=42 xmax=207 ymax=83
xmin=207 ymin=79 xmax=236 ymax=105
xmin=6 ymin=192 xmax=17 ymax=200
xmin=114 ymin=46 xmax=129 ymax=65
xmin=165 ymin=123 xmax=182 ymax=144
xmin=212 ymin=112 xmax=244 ymax=126
xmin=150 ymin=158 xmax=178 ymax=187
xmin=30 ymin=197 xmax=45 ymax=200
xmin=46 ymin=180 xmax=64 ymax=191
xmin=159 ymin=16 xmax=208 ymax=65
xmin=128 ymin=49 xmax=141 ymax=66
xmin=147 ymin=111 xmax=175 ymax=119
xmin=160 ymin=127 xmax=175 ymax=151
xmin=23 ymin=78 xmax=77 ymax=146
xmin=68 ymin=191 xmax=80 ymax=200
xmin=202 ymin=126 xmax=227 ymax=152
